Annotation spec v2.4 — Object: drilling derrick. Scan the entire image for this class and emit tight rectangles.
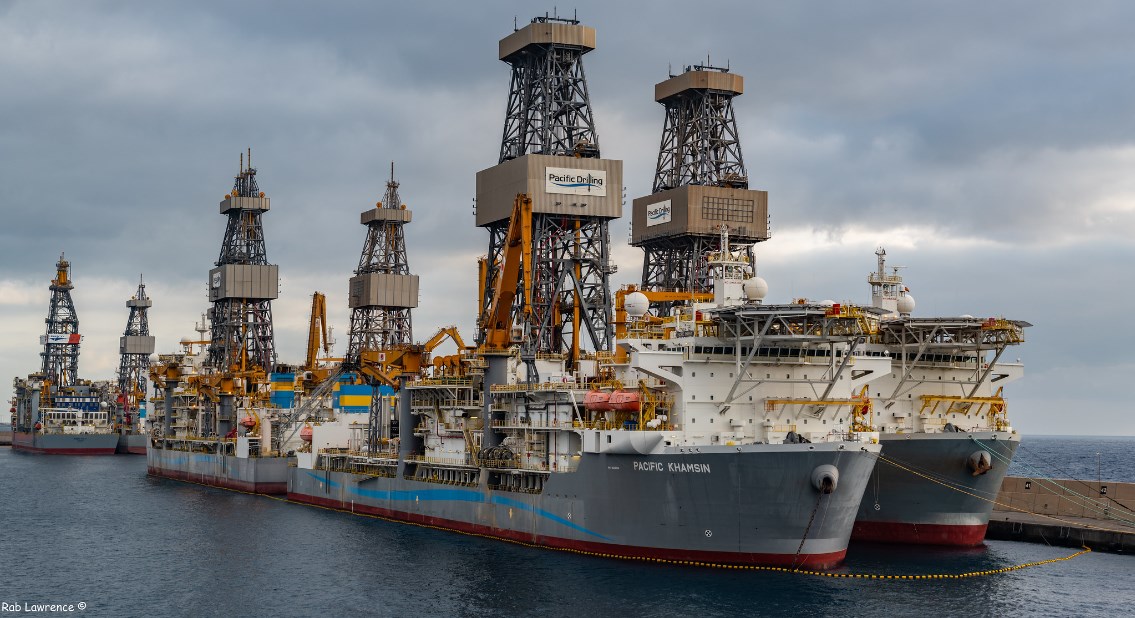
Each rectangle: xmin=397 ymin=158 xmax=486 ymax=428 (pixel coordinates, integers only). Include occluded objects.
xmin=117 ymin=277 xmax=155 ymax=428
xmin=40 ymin=254 xmax=81 ymax=399
xmin=207 ymin=150 xmax=279 ymax=372
xmin=346 ymin=164 xmax=417 ymax=363
xmin=632 ymin=65 xmax=769 ymax=305
xmin=344 ymin=165 xmax=419 ymax=454
xmin=477 ymin=14 xmax=622 ymax=371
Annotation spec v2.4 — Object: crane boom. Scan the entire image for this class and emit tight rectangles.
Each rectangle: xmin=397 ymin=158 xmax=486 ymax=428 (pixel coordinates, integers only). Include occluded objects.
xmin=479 ymin=193 xmax=532 ymax=350
xmin=306 ymin=292 xmax=329 ymax=371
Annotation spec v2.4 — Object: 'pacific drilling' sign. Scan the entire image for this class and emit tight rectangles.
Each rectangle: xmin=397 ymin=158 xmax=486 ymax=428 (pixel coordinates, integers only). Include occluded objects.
xmin=545 ymin=167 xmax=606 ymax=196
xmin=645 ymin=200 xmax=672 ymax=226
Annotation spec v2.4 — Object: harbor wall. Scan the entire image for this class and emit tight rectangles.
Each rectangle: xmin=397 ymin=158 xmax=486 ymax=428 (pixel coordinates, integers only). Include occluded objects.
xmin=993 ymin=476 xmax=1135 ymax=519
xmin=987 ymin=476 xmax=1135 ymax=553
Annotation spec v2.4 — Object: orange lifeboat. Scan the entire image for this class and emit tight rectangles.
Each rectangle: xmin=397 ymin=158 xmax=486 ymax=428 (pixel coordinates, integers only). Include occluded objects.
xmin=608 ymin=390 xmax=641 ymax=412
xmin=300 ymin=425 xmax=314 ymax=443
xmin=583 ymin=390 xmax=612 ymax=412
xmin=239 ymin=416 xmax=257 ymax=429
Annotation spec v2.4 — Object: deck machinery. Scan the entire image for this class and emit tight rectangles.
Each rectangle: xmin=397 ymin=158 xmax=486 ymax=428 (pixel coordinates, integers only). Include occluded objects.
xmin=632 ymin=65 xmax=769 ymax=311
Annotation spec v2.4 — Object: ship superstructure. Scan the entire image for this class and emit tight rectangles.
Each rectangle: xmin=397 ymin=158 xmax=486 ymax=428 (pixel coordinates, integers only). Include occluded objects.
xmin=851 ymin=248 xmax=1029 ymax=545
xmin=12 ymin=255 xmax=118 ymax=454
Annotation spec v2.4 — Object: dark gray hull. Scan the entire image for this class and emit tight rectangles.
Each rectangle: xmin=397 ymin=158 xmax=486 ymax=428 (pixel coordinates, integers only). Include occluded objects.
xmin=147 ymin=443 xmax=289 ymax=494
xmin=116 ymin=433 xmax=148 ymax=454
xmin=12 ymin=431 xmax=118 ymax=454
xmin=290 ymin=444 xmax=879 ymax=569
xmin=852 ymin=432 xmax=1019 ymax=545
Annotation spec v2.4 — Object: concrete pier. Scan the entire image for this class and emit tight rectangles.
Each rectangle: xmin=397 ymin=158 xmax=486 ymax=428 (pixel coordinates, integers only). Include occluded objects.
xmin=986 ymin=476 xmax=1135 ymax=554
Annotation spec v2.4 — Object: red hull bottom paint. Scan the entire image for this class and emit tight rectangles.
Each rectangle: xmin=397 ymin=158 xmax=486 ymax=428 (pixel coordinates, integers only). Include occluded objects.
xmin=288 ymin=491 xmax=847 ymax=570
xmin=126 ymin=447 xmax=147 ymax=455
xmin=851 ymin=520 xmax=988 ymax=546
xmin=148 ymin=466 xmax=287 ymax=495
xmin=12 ymin=432 xmax=116 ymax=455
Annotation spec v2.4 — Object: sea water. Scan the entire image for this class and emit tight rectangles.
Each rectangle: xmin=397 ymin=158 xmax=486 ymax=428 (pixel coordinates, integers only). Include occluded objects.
xmin=0 ymin=437 xmax=1131 ymax=617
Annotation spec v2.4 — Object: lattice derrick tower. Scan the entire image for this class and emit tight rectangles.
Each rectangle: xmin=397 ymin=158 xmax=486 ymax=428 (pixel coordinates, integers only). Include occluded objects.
xmin=479 ymin=14 xmax=618 ymax=368
xmin=499 ymin=14 xmax=600 ymax=163
xmin=633 ymin=65 xmax=769 ymax=302
xmin=653 ymin=64 xmax=748 ymax=193
xmin=341 ymin=164 xmax=419 ymax=455
xmin=207 ymin=150 xmax=279 ymax=372
xmin=345 ymin=164 xmax=417 ymax=367
xmin=40 ymin=254 xmax=80 ymax=395
xmin=117 ymin=277 xmax=155 ymax=418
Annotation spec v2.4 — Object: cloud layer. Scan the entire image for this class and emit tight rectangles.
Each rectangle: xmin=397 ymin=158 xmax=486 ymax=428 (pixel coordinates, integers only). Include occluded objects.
xmin=2 ymin=1 xmax=1133 ymax=433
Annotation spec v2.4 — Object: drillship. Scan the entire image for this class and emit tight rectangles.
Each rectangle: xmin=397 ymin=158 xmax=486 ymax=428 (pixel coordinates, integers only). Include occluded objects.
xmin=288 ymin=226 xmax=884 ymax=569
xmin=851 ymin=248 xmax=1028 ymax=545
xmin=11 ymin=255 xmax=119 ymax=455
xmin=147 ymin=153 xmax=299 ymax=493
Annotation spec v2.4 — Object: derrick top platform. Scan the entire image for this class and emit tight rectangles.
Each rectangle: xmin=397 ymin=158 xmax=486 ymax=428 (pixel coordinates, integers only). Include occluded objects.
xmin=499 ymin=17 xmax=596 ymax=61
xmin=655 ymin=68 xmax=744 ymax=102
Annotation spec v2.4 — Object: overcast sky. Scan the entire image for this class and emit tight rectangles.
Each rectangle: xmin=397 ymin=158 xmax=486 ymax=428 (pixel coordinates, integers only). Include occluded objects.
xmin=3 ymin=1 xmax=1133 ymax=435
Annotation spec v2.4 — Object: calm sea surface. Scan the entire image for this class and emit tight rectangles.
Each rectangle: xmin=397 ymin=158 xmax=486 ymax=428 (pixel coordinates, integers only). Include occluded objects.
xmin=1009 ymin=435 xmax=1134 ymax=483
xmin=1 ymin=436 xmax=1132 ymax=617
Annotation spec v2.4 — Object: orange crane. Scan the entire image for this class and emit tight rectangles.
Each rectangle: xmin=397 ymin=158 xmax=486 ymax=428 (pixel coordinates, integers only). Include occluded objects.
xmin=305 ymin=292 xmax=332 ymax=371
xmin=477 ymin=193 xmax=532 ymax=352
